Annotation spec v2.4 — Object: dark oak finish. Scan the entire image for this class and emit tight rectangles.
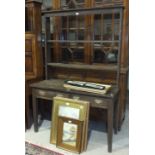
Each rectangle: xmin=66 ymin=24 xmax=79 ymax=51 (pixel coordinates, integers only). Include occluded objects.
xmin=25 ymin=0 xmax=43 ymax=129
xmin=25 ymin=32 xmax=43 ymax=129
xmin=25 ymin=33 xmax=43 ymax=78
xmin=30 ymin=79 xmax=119 ymax=152
xmin=118 ymin=0 xmax=129 ymax=129
xmin=26 ymin=0 xmax=42 ymax=36
xmin=47 ymin=63 xmax=117 ymax=71
xmin=41 ymin=0 xmax=128 ymax=129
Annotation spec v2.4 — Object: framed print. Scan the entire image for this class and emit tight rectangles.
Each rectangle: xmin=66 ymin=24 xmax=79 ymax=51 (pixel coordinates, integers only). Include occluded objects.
xmin=50 ymin=96 xmax=89 ymax=145
xmin=56 ymin=116 xmax=83 ymax=153
xmin=58 ymin=105 xmax=80 ymax=119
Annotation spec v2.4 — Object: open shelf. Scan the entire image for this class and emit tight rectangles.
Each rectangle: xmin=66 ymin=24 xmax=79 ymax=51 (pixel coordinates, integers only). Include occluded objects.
xmin=47 ymin=63 xmax=118 ymax=71
xmin=47 ymin=40 xmax=120 ymax=43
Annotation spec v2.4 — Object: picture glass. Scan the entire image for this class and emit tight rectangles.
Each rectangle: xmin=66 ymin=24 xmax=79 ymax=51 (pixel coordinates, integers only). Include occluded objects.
xmin=58 ymin=105 xmax=80 ymax=119
xmin=62 ymin=122 xmax=78 ymax=146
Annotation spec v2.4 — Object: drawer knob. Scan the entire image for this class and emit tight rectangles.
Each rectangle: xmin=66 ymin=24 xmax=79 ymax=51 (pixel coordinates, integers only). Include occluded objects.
xmin=73 ymin=96 xmax=80 ymax=100
xmin=56 ymin=93 xmax=63 ymax=97
xmin=94 ymin=99 xmax=102 ymax=104
xmin=38 ymin=90 xmax=46 ymax=95
xmin=68 ymin=120 xmax=72 ymax=123
xmin=66 ymin=102 xmax=70 ymax=106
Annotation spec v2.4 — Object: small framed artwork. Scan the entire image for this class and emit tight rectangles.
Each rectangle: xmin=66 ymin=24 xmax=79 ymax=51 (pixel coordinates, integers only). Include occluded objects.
xmin=56 ymin=116 xmax=83 ymax=153
xmin=50 ymin=96 xmax=89 ymax=145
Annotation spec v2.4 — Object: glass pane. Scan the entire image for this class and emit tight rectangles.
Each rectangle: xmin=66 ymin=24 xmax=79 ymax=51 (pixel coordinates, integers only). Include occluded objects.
xmin=68 ymin=31 xmax=76 ymax=40
xmin=95 ymin=0 xmax=102 ymax=2
xmin=60 ymin=0 xmax=68 ymax=9
xmin=93 ymin=49 xmax=106 ymax=63
xmin=42 ymin=0 xmax=52 ymax=10
xmin=60 ymin=15 xmax=86 ymax=41
xmin=61 ymin=47 xmax=84 ymax=63
xmin=68 ymin=0 xmax=76 ymax=9
xmin=73 ymin=49 xmax=84 ymax=62
xmin=114 ymin=13 xmax=120 ymax=40
xmin=44 ymin=17 xmax=54 ymax=40
xmin=104 ymin=42 xmax=119 ymax=63
xmin=62 ymin=122 xmax=77 ymax=146
xmin=61 ymin=30 xmax=67 ymax=40
xmin=113 ymin=42 xmax=119 ymax=50
xmin=103 ymin=14 xmax=112 ymax=40
xmin=78 ymin=30 xmax=84 ymax=40
xmin=61 ymin=48 xmax=72 ymax=62
xmin=59 ymin=106 xmax=80 ymax=119
xmin=94 ymin=14 xmax=101 ymax=40
xmin=76 ymin=0 xmax=84 ymax=3
xmin=47 ymin=47 xmax=54 ymax=62
xmin=78 ymin=16 xmax=84 ymax=28
xmin=94 ymin=0 xmax=108 ymax=7
xmin=61 ymin=0 xmax=66 ymax=5
xmin=102 ymin=0 xmax=113 ymax=3
xmin=69 ymin=16 xmax=76 ymax=28
xmin=94 ymin=0 xmax=123 ymax=6
xmin=50 ymin=17 xmax=54 ymax=33
xmin=62 ymin=16 xmax=67 ymax=28
xmin=95 ymin=0 xmax=118 ymax=5
xmin=106 ymin=49 xmax=118 ymax=63
xmin=60 ymin=0 xmax=85 ymax=9
xmin=93 ymin=41 xmax=119 ymax=64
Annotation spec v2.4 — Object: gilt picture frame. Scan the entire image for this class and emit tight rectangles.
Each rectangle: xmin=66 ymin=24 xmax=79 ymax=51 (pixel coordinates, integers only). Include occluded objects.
xmin=56 ymin=116 xmax=83 ymax=153
xmin=50 ymin=96 xmax=89 ymax=145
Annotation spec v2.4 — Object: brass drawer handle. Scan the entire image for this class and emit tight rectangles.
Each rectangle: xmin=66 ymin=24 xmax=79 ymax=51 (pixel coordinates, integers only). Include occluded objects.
xmin=56 ymin=93 xmax=63 ymax=97
xmin=38 ymin=90 xmax=46 ymax=95
xmin=94 ymin=99 xmax=102 ymax=104
xmin=73 ymin=96 xmax=80 ymax=100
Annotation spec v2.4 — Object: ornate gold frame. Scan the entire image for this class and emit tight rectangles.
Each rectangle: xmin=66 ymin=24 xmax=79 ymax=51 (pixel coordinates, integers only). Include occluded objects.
xmin=50 ymin=96 xmax=89 ymax=145
xmin=56 ymin=116 xmax=83 ymax=153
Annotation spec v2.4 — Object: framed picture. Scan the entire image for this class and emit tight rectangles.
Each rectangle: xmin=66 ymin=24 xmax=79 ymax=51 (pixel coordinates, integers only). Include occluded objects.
xmin=58 ymin=105 xmax=80 ymax=119
xmin=56 ymin=116 xmax=83 ymax=153
xmin=50 ymin=96 xmax=89 ymax=147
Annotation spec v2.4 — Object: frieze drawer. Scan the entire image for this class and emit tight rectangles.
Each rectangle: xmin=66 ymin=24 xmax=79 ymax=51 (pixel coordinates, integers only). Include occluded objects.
xmin=70 ymin=95 xmax=110 ymax=108
xmin=33 ymin=89 xmax=69 ymax=99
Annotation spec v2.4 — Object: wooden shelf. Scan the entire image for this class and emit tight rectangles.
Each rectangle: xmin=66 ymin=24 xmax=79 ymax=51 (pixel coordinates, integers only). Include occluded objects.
xmin=47 ymin=63 xmax=117 ymax=71
xmin=42 ymin=6 xmax=124 ymax=17
xmin=47 ymin=40 xmax=119 ymax=43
